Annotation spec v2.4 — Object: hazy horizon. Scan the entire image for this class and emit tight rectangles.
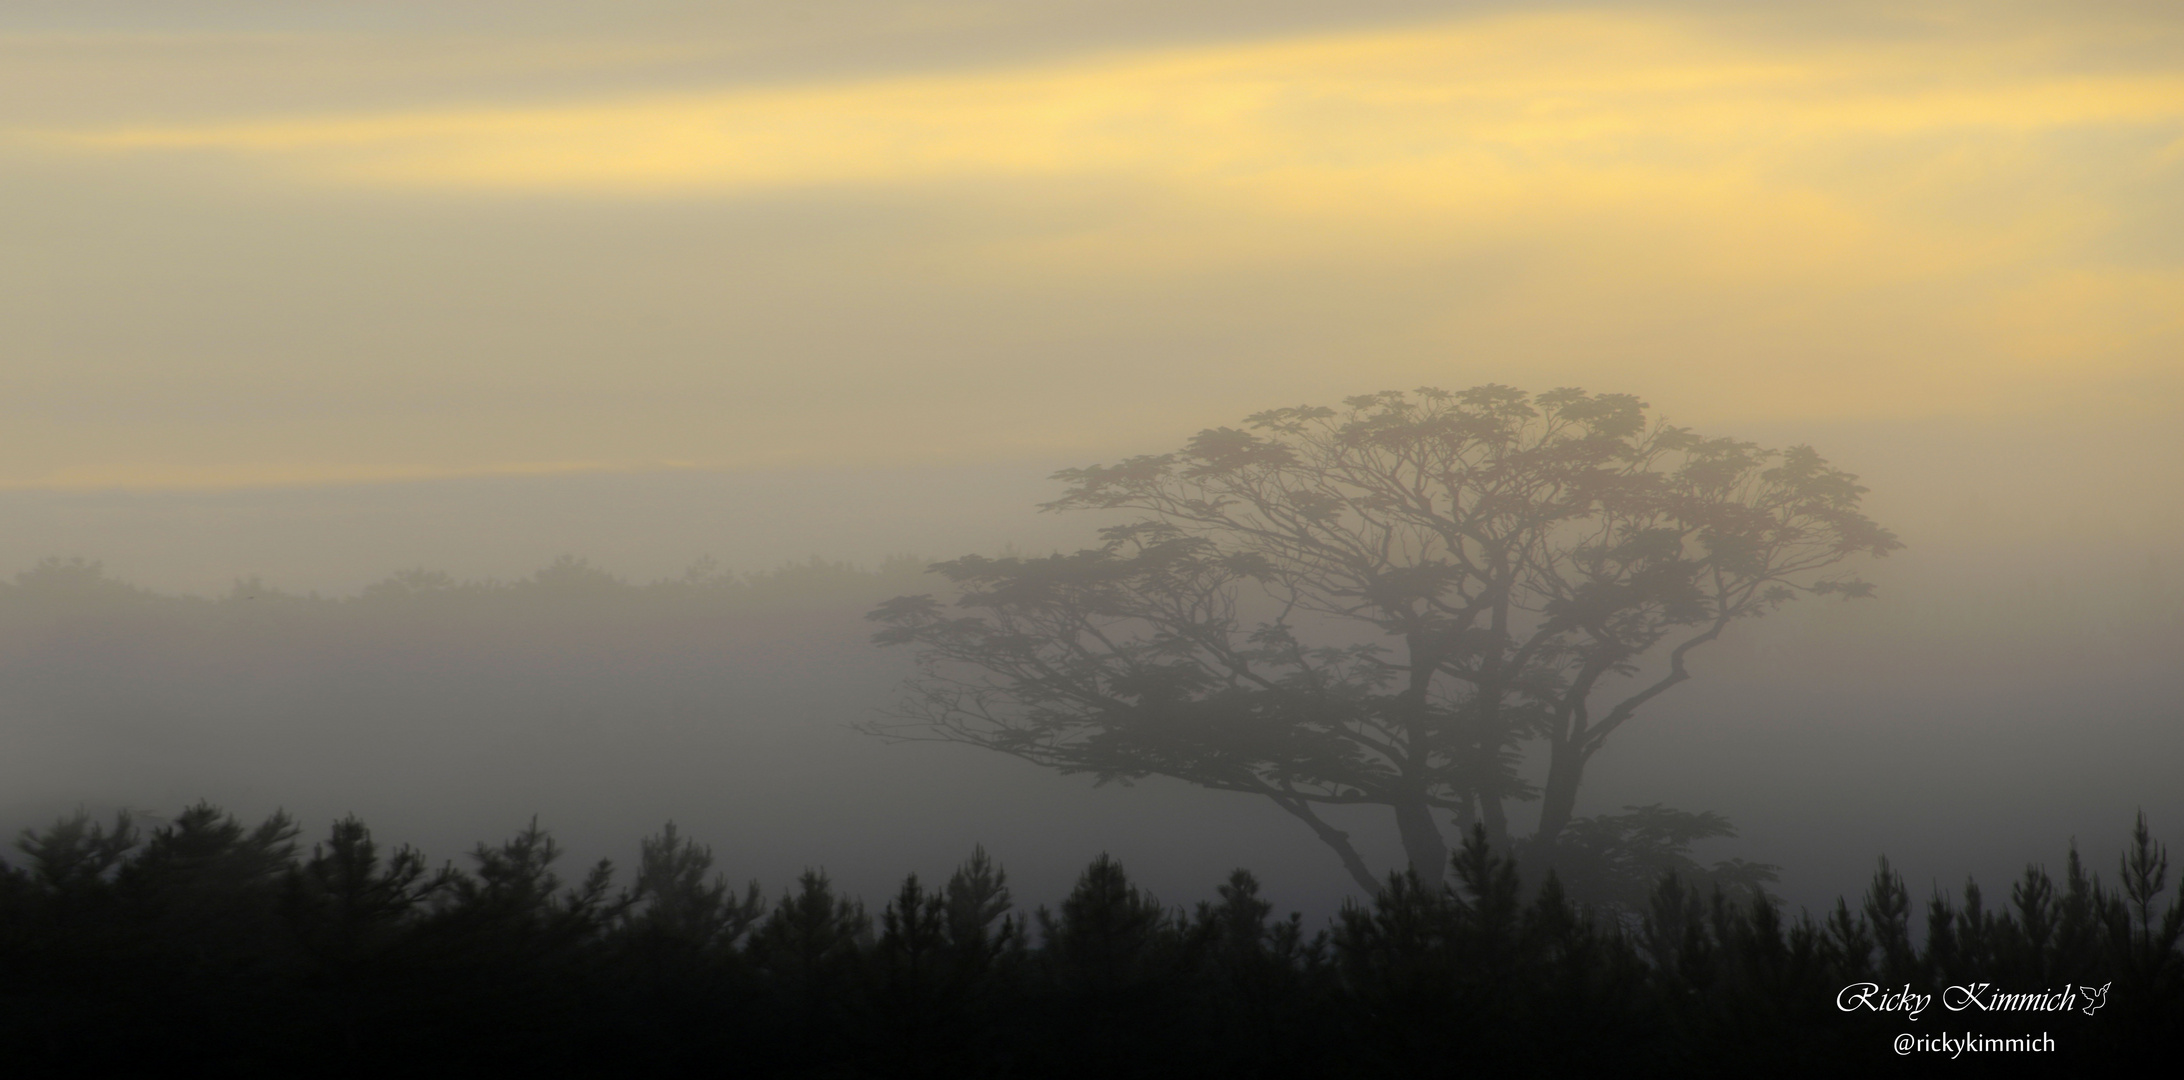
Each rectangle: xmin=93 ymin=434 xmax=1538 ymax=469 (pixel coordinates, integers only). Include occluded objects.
xmin=4 ymin=0 xmax=2180 ymax=936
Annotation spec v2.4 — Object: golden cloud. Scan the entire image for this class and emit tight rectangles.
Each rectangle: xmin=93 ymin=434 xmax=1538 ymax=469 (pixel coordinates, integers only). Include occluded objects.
xmin=53 ymin=13 xmax=2181 ymax=198
xmin=10 ymin=7 xmax=2181 ymax=486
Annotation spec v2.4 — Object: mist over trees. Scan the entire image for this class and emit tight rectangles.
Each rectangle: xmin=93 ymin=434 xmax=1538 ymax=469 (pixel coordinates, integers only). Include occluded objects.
xmin=6 ymin=0 xmax=2179 ymax=1069
xmin=0 ymin=472 xmax=2172 ymax=924
xmin=0 ymin=455 xmax=2176 ymax=1068
xmin=0 ymin=448 xmax=2172 ymax=1074
xmin=868 ymin=386 xmax=1898 ymax=900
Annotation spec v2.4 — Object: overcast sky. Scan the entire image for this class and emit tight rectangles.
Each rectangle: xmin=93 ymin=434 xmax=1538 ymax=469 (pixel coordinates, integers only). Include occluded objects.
xmin=3 ymin=0 xmax=2177 ymax=502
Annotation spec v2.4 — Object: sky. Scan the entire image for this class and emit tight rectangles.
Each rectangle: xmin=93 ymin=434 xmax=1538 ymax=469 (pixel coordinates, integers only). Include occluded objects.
xmin=2 ymin=0 xmax=2178 ymax=497
xmin=0 ymin=1 xmax=2180 ymax=916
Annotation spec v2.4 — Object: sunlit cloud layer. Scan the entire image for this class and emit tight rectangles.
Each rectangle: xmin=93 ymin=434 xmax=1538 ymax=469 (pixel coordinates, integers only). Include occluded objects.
xmin=59 ymin=15 xmax=2184 ymax=194
xmin=5 ymin=5 xmax=2182 ymax=490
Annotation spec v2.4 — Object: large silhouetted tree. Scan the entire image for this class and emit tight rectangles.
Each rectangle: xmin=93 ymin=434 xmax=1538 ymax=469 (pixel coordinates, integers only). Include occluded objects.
xmin=868 ymin=387 xmax=1898 ymax=893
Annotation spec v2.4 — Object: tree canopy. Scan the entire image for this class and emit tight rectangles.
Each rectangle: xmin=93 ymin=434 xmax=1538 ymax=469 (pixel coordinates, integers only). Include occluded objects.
xmin=869 ymin=386 xmax=1899 ymax=893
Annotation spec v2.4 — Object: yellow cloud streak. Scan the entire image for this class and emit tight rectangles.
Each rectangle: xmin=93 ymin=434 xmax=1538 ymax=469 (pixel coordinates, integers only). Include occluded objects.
xmin=20 ymin=7 xmax=2184 ymax=477
xmin=58 ymin=13 xmax=2184 ymax=197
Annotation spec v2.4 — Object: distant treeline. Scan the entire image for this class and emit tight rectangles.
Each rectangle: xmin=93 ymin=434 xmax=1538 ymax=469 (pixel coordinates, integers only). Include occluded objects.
xmin=1 ymin=805 xmax=2175 ymax=1076
xmin=0 ymin=553 xmax=929 ymax=684
xmin=2 ymin=552 xmax=932 ymax=611
xmin=0 ymin=554 xmax=931 ymax=739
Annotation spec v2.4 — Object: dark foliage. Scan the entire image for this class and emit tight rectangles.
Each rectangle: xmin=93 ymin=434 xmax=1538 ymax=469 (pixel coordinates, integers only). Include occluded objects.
xmin=1 ymin=805 xmax=2175 ymax=1077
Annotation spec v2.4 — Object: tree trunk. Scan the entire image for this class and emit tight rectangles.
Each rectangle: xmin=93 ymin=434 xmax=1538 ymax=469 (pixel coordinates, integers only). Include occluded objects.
xmin=1534 ymin=740 xmax=1586 ymax=846
xmin=1480 ymin=791 xmax=1509 ymax=847
xmin=1393 ymin=796 xmax=1448 ymax=888
xmin=1269 ymin=795 xmax=1382 ymax=895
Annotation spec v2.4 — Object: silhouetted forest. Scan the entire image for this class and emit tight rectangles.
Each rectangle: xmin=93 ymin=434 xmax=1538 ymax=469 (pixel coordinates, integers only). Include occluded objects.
xmin=1 ymin=802 xmax=2175 ymax=1076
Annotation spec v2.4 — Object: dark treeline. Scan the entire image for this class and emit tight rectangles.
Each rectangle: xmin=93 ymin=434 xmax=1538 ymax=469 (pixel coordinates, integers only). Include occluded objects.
xmin=1 ymin=805 xmax=2175 ymax=1077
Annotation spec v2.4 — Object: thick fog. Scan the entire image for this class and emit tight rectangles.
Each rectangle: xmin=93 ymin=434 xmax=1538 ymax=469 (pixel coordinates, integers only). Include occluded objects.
xmin=2 ymin=413 xmax=2177 ymax=924
xmin=3 ymin=0 xmax=2180 ymax=932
